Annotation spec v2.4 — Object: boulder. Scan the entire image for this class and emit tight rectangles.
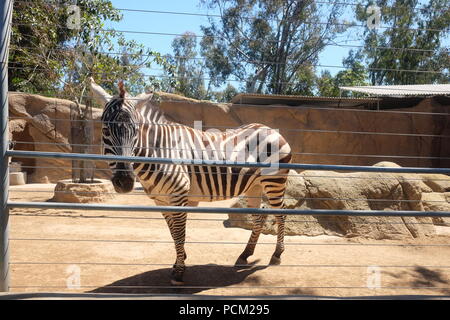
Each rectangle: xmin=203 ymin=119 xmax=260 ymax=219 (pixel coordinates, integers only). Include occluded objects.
xmin=226 ymin=162 xmax=450 ymax=240
xmin=51 ymin=179 xmax=115 ymax=203
xmin=10 ymin=172 xmax=27 ymax=185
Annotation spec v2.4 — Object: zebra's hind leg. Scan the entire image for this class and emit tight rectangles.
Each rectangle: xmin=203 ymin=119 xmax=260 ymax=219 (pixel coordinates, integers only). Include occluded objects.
xmin=235 ymin=185 xmax=267 ymax=267
xmin=262 ymin=177 xmax=288 ymax=266
xmin=269 ymin=214 xmax=286 ymax=265
xmin=163 ymin=211 xmax=188 ymax=285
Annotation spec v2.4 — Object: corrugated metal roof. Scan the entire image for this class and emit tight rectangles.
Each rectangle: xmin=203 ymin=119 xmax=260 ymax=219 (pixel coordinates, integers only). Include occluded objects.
xmin=231 ymin=93 xmax=379 ymax=107
xmin=339 ymin=84 xmax=450 ymax=96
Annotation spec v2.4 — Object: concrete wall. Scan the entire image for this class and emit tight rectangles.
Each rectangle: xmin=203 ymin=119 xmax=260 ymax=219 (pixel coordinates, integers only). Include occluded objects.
xmin=160 ymin=93 xmax=450 ymax=168
xmin=8 ymin=92 xmax=450 ymax=183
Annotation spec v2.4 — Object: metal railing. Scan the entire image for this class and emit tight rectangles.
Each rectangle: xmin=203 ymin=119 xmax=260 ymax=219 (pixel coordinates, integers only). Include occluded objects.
xmin=0 ymin=0 xmax=13 ymax=293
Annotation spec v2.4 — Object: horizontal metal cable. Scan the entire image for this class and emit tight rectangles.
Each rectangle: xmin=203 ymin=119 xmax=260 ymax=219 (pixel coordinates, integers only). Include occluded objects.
xmin=13 ymin=0 xmax=444 ymax=32
xmin=315 ymin=0 xmax=438 ymax=12
xmin=7 ymin=150 xmax=450 ymax=174
xmin=10 ymin=261 xmax=450 ymax=268
xmin=11 ymin=140 xmax=295 ymax=157
xmin=112 ymin=7 xmax=447 ymax=33
xmin=11 ymin=164 xmax=450 ymax=182
xmin=14 ymin=0 xmax=438 ymax=15
xmin=8 ymin=65 xmax=447 ymax=83
xmin=9 ymin=46 xmax=445 ymax=70
xmin=12 ymin=140 xmax=450 ymax=160
xmin=7 ymin=202 xmax=450 ymax=218
xmin=10 ymin=188 xmax=450 ymax=205
xmin=9 ymin=213 xmax=449 ymax=226
xmin=8 ymin=285 xmax=450 ymax=290
xmin=9 ymin=56 xmax=448 ymax=75
xmin=9 ymin=116 xmax=450 ymax=138
xmin=11 ymin=22 xmax=448 ymax=53
xmin=8 ymin=96 xmax=450 ymax=117
xmin=8 ymin=237 xmax=450 ymax=247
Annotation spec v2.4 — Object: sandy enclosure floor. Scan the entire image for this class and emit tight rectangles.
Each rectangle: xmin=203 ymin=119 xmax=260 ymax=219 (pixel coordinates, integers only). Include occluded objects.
xmin=6 ymin=184 xmax=450 ymax=298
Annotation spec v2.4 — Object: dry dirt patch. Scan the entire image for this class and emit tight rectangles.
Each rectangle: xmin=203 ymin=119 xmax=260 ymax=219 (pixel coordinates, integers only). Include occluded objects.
xmin=7 ymin=184 xmax=450 ymax=298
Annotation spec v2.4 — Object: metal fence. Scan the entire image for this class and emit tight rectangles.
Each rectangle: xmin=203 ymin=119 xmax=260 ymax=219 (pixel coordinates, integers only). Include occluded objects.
xmin=1 ymin=0 xmax=450 ymax=298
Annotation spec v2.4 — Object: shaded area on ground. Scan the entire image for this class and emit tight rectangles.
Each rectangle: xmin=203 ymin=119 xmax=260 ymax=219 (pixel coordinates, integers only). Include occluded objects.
xmin=91 ymin=263 xmax=267 ymax=295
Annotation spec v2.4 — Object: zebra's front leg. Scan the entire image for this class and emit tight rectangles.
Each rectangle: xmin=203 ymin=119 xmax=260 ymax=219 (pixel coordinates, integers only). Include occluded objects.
xmin=163 ymin=212 xmax=188 ymax=285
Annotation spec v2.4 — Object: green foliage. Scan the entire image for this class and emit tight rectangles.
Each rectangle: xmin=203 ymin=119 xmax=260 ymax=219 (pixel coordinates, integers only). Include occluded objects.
xmin=316 ymin=70 xmax=338 ymax=97
xmin=199 ymin=0 xmax=350 ymax=95
xmin=10 ymin=0 xmax=175 ymax=104
xmin=165 ymin=32 xmax=210 ymax=100
xmin=211 ymin=83 xmax=239 ymax=102
xmin=163 ymin=32 xmax=240 ymax=102
xmin=317 ymin=51 xmax=369 ymax=97
xmin=355 ymin=0 xmax=450 ymax=85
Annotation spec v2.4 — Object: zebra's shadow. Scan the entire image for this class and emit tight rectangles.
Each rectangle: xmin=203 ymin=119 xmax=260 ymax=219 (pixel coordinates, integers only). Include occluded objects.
xmin=89 ymin=262 xmax=267 ymax=295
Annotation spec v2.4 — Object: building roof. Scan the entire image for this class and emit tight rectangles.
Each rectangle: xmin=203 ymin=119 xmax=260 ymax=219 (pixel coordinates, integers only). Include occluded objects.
xmin=339 ymin=84 xmax=450 ymax=96
xmin=231 ymin=93 xmax=380 ymax=108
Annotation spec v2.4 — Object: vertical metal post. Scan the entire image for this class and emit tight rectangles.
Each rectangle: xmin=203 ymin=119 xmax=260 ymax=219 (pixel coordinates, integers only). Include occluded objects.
xmin=0 ymin=0 xmax=13 ymax=292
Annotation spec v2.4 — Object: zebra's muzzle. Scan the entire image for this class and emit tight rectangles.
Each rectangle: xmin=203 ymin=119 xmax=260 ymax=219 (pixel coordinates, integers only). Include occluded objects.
xmin=111 ymin=163 xmax=135 ymax=193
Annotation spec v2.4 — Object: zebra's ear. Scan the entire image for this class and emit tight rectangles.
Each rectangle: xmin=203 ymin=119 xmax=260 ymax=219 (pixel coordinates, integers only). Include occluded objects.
xmin=89 ymin=77 xmax=112 ymax=105
xmin=118 ymin=80 xmax=126 ymax=99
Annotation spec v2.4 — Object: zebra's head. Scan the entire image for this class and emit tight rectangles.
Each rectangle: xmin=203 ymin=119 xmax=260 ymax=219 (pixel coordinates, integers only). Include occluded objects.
xmin=90 ymin=78 xmax=140 ymax=193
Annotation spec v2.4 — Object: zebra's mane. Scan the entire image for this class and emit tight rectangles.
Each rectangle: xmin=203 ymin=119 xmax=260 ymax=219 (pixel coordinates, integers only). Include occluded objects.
xmin=135 ymin=95 xmax=170 ymax=125
xmin=103 ymin=93 xmax=169 ymax=125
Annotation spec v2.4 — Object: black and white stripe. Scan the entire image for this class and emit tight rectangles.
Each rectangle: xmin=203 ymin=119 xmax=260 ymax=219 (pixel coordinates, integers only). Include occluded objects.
xmin=100 ymin=90 xmax=292 ymax=285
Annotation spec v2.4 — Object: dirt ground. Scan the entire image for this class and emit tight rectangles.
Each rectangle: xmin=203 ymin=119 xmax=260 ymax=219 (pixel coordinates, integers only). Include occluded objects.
xmin=6 ymin=183 xmax=450 ymax=298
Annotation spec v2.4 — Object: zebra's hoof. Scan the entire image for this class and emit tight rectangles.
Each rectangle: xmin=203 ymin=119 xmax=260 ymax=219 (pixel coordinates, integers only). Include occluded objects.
xmin=171 ymin=268 xmax=185 ymax=286
xmin=269 ymin=255 xmax=281 ymax=265
xmin=170 ymin=278 xmax=185 ymax=286
xmin=170 ymin=273 xmax=185 ymax=286
xmin=234 ymin=257 xmax=249 ymax=268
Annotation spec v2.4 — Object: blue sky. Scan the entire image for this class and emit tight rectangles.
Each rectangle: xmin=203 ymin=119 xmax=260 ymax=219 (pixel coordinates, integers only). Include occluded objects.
xmin=107 ymin=0 xmax=212 ymax=55
xmin=105 ymin=0 xmax=354 ymax=84
xmin=102 ymin=1 xmax=449 ymax=90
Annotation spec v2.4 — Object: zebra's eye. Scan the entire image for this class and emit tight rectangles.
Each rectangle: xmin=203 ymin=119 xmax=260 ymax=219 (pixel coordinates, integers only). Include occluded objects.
xmin=102 ymin=127 xmax=110 ymax=136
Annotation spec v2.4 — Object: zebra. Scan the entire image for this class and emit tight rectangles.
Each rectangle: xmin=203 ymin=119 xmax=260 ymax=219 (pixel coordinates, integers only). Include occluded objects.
xmin=89 ymin=78 xmax=292 ymax=285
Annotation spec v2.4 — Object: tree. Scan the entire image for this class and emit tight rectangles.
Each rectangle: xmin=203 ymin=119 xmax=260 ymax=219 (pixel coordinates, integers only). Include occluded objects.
xmin=199 ymin=0 xmax=351 ymax=95
xmin=10 ymin=0 xmax=175 ymax=183
xmin=211 ymin=83 xmax=239 ymax=102
xmin=166 ymin=32 xmax=210 ymax=100
xmin=317 ymin=50 xmax=369 ymax=97
xmin=316 ymin=70 xmax=338 ymax=97
xmin=10 ymin=0 xmax=174 ymax=104
xmin=355 ymin=0 xmax=450 ymax=85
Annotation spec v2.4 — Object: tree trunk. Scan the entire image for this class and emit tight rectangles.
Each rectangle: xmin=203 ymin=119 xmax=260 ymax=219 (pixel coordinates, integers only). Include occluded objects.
xmin=70 ymin=100 xmax=94 ymax=183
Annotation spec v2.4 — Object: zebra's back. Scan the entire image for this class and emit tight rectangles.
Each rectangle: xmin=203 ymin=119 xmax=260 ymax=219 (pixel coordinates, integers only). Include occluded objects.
xmin=134 ymin=122 xmax=291 ymax=203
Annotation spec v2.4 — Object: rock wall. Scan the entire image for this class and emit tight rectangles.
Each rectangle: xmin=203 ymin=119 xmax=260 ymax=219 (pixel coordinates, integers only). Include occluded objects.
xmin=8 ymin=92 xmax=108 ymax=183
xmin=227 ymin=163 xmax=450 ymax=240
xmin=8 ymin=92 xmax=449 ymax=239
xmin=8 ymin=92 xmax=450 ymax=184
xmin=159 ymin=94 xmax=450 ymax=169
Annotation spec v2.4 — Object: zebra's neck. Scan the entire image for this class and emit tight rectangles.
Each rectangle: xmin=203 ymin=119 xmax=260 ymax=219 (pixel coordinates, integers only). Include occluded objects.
xmin=138 ymin=100 xmax=170 ymax=125
xmin=133 ymin=99 xmax=175 ymax=159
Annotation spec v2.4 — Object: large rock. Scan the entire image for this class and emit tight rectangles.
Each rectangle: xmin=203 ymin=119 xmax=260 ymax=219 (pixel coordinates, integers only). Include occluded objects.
xmin=8 ymin=92 xmax=109 ymax=183
xmin=51 ymin=179 xmax=115 ymax=203
xmin=226 ymin=162 xmax=450 ymax=240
